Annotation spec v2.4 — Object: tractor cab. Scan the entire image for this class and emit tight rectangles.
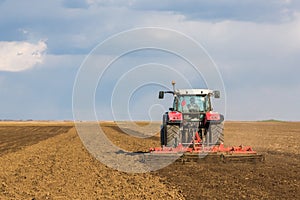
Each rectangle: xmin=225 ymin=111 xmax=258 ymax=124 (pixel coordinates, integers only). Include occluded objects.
xmin=172 ymin=94 xmax=211 ymax=113
xmin=160 ymin=88 xmax=221 ymax=123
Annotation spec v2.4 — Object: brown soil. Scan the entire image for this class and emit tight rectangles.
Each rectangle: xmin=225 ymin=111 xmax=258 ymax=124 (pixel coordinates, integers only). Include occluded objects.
xmin=0 ymin=121 xmax=299 ymax=199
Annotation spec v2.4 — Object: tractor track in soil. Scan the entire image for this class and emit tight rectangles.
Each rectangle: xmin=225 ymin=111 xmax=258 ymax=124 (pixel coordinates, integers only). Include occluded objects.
xmin=0 ymin=121 xmax=299 ymax=199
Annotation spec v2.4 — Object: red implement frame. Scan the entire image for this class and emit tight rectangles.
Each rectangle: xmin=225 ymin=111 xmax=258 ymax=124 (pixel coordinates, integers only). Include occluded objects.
xmin=149 ymin=131 xmax=263 ymax=162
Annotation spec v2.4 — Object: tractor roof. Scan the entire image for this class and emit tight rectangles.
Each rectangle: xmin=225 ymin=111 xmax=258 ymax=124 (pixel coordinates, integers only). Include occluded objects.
xmin=175 ymin=89 xmax=213 ymax=95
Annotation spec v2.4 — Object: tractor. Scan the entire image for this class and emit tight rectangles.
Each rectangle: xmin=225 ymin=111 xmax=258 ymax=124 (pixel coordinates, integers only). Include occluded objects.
xmin=148 ymin=81 xmax=264 ymax=163
xmin=159 ymin=81 xmax=224 ymax=148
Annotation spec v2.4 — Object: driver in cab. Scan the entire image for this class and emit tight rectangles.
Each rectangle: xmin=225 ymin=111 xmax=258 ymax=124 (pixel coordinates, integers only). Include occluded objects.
xmin=187 ymin=97 xmax=199 ymax=112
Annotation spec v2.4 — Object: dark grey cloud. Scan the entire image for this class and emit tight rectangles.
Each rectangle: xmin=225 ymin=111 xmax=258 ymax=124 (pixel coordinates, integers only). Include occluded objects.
xmin=135 ymin=0 xmax=289 ymax=22
xmin=93 ymin=0 xmax=298 ymax=23
xmin=1 ymin=0 xmax=298 ymax=56
xmin=0 ymin=0 xmax=142 ymax=54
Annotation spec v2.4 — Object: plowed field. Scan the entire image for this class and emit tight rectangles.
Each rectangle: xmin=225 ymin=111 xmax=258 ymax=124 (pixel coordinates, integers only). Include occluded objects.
xmin=0 ymin=121 xmax=299 ymax=199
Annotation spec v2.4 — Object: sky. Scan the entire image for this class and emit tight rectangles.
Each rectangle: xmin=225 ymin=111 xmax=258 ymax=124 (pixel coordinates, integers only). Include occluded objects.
xmin=0 ymin=0 xmax=300 ymax=121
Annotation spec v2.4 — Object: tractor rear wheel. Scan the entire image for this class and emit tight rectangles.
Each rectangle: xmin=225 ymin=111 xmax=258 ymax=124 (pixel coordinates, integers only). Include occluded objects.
xmin=166 ymin=125 xmax=180 ymax=147
xmin=209 ymin=123 xmax=224 ymax=145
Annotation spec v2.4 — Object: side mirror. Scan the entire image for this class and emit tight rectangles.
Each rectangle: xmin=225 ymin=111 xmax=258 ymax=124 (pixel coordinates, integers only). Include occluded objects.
xmin=213 ymin=90 xmax=220 ymax=98
xmin=169 ymin=107 xmax=174 ymax=111
xmin=159 ymin=91 xmax=164 ymax=99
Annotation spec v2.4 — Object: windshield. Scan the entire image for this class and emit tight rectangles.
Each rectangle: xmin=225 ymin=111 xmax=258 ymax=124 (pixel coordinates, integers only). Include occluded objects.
xmin=175 ymin=95 xmax=209 ymax=113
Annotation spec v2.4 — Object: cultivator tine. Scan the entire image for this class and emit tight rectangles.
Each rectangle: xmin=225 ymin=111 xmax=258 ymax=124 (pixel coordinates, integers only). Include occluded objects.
xmin=221 ymin=154 xmax=265 ymax=163
xmin=180 ymin=154 xmax=217 ymax=163
xmin=179 ymin=153 xmax=265 ymax=163
xmin=148 ymin=144 xmax=265 ymax=164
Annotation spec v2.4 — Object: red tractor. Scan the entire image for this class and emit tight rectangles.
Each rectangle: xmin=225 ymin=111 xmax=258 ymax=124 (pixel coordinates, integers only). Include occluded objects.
xmin=159 ymin=81 xmax=224 ymax=148
xmin=149 ymin=81 xmax=263 ymax=162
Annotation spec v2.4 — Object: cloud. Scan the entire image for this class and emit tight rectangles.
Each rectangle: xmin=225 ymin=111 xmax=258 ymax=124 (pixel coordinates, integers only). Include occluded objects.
xmin=1 ymin=0 xmax=300 ymax=56
xmin=0 ymin=0 xmax=299 ymax=120
xmin=86 ymin=0 xmax=300 ymax=23
xmin=0 ymin=40 xmax=47 ymax=72
xmin=0 ymin=0 xmax=143 ymax=54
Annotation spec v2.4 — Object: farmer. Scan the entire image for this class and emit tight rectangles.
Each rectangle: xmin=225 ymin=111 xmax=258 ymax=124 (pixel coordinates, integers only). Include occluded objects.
xmin=187 ymin=97 xmax=199 ymax=112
